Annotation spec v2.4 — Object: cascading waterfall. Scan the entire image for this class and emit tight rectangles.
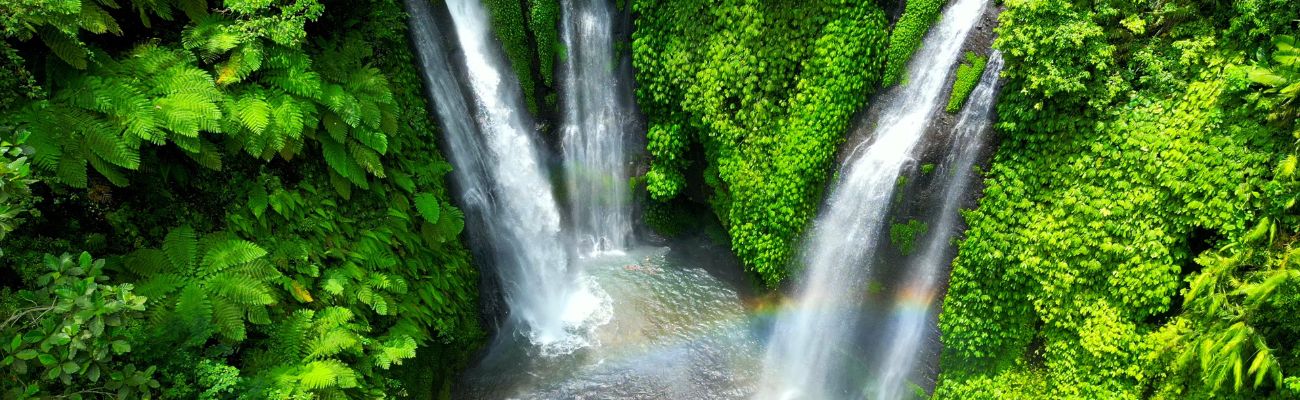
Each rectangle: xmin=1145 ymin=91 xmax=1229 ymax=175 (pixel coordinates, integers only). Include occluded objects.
xmin=559 ymin=0 xmax=634 ymax=255
xmin=405 ymin=0 xmax=608 ymax=354
xmin=755 ymin=0 xmax=988 ymax=398
xmin=871 ymin=52 xmax=1004 ymax=400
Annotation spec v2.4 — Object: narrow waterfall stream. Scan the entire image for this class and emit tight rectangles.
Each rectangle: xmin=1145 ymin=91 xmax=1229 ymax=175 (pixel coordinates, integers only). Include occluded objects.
xmin=756 ymin=0 xmax=989 ymax=398
xmin=407 ymin=0 xmax=611 ymax=354
xmin=872 ymin=52 xmax=1004 ymax=400
xmin=559 ymin=0 xmax=635 ymax=255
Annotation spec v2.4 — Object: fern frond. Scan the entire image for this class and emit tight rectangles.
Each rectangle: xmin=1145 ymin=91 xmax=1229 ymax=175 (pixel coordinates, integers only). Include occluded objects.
xmin=81 ymin=115 xmax=141 ymax=169
xmin=199 ymin=239 xmax=268 ymax=276
xmin=271 ymin=94 xmax=305 ymax=140
xmin=211 ymin=295 xmax=247 ymax=341
xmin=163 ymin=225 xmax=198 ymax=271
xmin=38 ymin=27 xmax=88 ymax=69
xmin=207 ymin=273 xmax=275 ymax=305
xmin=314 ymin=307 xmax=353 ymax=329
xmin=126 ymin=248 xmax=173 ymax=276
xmin=265 ymin=68 xmax=321 ymax=98
xmin=134 ymin=272 xmax=186 ymax=299
xmin=183 ymin=138 xmax=223 ymax=170
xmin=87 ymin=152 xmax=130 ymax=186
xmin=155 ymin=92 xmax=223 ymax=138
xmin=234 ymin=93 xmax=272 ymax=134
xmin=320 ymin=84 xmax=360 ymax=127
xmin=319 ymin=136 xmax=368 ymax=188
xmin=216 ymin=43 xmax=263 ymax=85
xmin=347 ymin=141 xmax=385 ymax=178
xmin=413 ymin=193 xmax=440 ymax=224
xmin=297 ymin=360 xmax=356 ymax=390
xmin=175 ymin=283 xmax=213 ymax=335
xmin=79 ymin=2 xmax=123 ymax=35
xmin=373 ymin=336 xmax=417 ymax=369
xmin=306 ymin=330 xmax=360 ymax=360
xmin=55 ymin=143 xmax=89 ymax=187
xmin=352 ymin=129 xmax=387 ymax=154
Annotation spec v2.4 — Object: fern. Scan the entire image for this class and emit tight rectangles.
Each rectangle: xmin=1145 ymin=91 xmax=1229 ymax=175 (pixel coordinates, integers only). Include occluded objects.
xmin=125 ymin=226 xmax=281 ymax=343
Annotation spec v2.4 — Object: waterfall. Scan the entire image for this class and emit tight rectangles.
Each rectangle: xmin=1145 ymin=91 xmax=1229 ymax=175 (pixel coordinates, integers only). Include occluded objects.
xmin=872 ymin=52 xmax=1004 ymax=400
xmin=559 ymin=0 xmax=635 ymax=255
xmin=755 ymin=0 xmax=988 ymax=398
xmin=405 ymin=0 xmax=609 ymax=355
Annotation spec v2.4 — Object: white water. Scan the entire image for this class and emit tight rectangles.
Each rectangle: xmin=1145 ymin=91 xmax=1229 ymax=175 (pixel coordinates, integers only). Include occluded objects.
xmin=559 ymin=0 xmax=635 ymax=255
xmin=872 ymin=52 xmax=1004 ymax=400
xmin=407 ymin=0 xmax=609 ymax=354
xmin=756 ymin=0 xmax=989 ymax=398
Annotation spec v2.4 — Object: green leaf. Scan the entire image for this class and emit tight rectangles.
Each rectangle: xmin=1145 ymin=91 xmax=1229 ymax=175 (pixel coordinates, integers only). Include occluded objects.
xmin=111 ymin=340 xmax=130 ymax=354
xmin=62 ymin=361 xmax=79 ymax=374
xmin=413 ymin=193 xmax=441 ymax=224
xmin=15 ymin=349 xmax=38 ymax=360
xmin=37 ymin=354 xmax=56 ymax=366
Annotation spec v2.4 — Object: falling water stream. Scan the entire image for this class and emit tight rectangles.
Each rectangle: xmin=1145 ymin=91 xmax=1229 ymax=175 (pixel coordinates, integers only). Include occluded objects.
xmin=559 ymin=0 xmax=635 ymax=255
xmin=406 ymin=0 xmax=610 ymax=355
xmin=756 ymin=0 xmax=989 ymax=398
xmin=872 ymin=52 xmax=1004 ymax=400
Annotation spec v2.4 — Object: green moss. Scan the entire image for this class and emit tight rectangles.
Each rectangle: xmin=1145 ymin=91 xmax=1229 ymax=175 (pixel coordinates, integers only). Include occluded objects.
xmin=889 ymin=219 xmax=928 ymax=255
xmin=946 ymin=52 xmax=987 ymax=113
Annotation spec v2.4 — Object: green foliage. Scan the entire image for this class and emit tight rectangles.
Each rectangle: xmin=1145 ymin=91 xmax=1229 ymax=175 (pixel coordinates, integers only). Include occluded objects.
xmin=11 ymin=3 xmax=402 ymax=191
xmin=0 ymin=252 xmax=158 ymax=398
xmin=529 ymin=0 xmax=560 ymax=88
xmin=882 ymin=0 xmax=946 ymax=86
xmin=0 ymin=130 xmax=36 ymax=240
xmin=936 ymin=0 xmax=1300 ymax=397
xmin=124 ymin=226 xmax=280 ymax=344
xmin=946 ymin=52 xmax=988 ymax=113
xmin=482 ymin=0 xmax=560 ymax=113
xmin=890 ymin=219 xmax=928 ymax=256
xmin=633 ymin=0 xmax=889 ymax=286
xmin=239 ymin=307 xmax=417 ymax=398
xmin=0 ymin=1 xmax=482 ymax=398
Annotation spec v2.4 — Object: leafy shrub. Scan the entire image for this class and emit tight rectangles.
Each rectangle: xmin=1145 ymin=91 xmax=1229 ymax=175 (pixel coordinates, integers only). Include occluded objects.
xmin=0 ymin=252 xmax=157 ymax=398
xmin=946 ymin=52 xmax=988 ymax=113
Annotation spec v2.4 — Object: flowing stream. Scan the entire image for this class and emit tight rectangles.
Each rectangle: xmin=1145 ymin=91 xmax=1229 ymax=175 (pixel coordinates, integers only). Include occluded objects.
xmin=756 ymin=0 xmax=989 ymax=398
xmin=559 ymin=0 xmax=635 ymax=255
xmin=406 ymin=0 xmax=609 ymax=355
xmin=871 ymin=52 xmax=1004 ymax=400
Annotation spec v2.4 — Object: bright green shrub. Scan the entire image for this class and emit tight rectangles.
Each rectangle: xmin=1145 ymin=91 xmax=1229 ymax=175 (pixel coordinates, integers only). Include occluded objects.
xmin=882 ymin=0 xmax=946 ymax=86
xmin=935 ymin=0 xmax=1300 ymax=397
xmin=946 ymin=52 xmax=988 ymax=112
xmin=633 ymin=0 xmax=888 ymax=286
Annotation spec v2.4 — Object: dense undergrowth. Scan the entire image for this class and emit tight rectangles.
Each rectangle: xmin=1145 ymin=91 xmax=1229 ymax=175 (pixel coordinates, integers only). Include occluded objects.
xmin=631 ymin=0 xmax=889 ymax=286
xmin=0 ymin=0 xmax=481 ymax=398
xmin=935 ymin=0 xmax=1300 ymax=398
